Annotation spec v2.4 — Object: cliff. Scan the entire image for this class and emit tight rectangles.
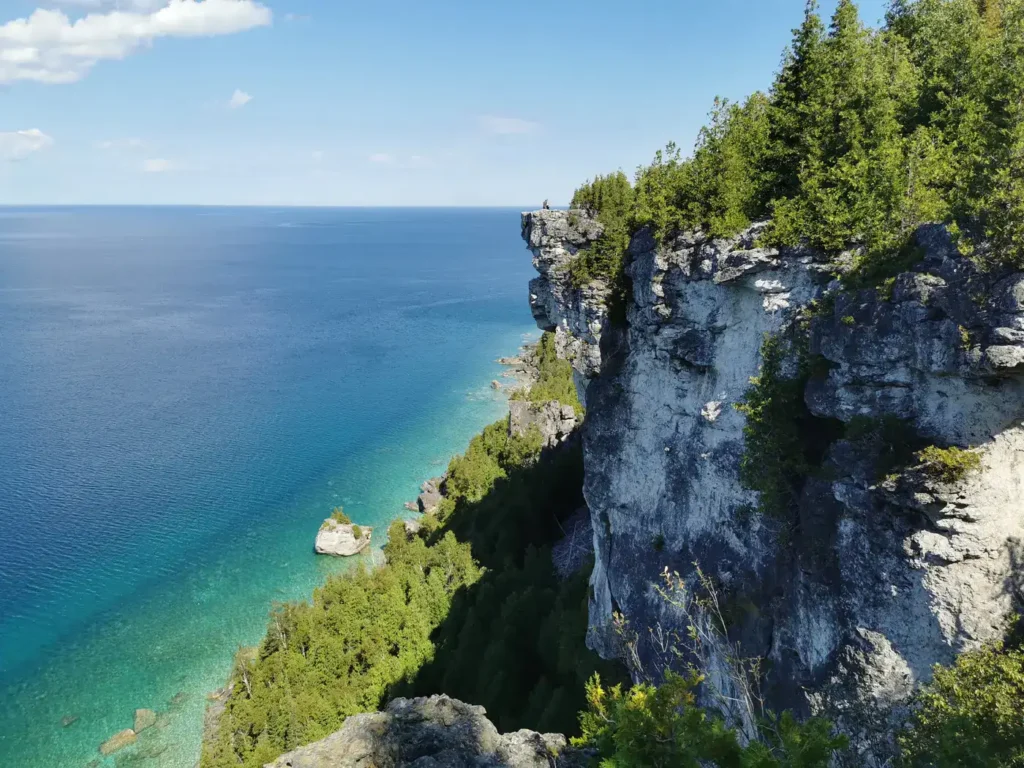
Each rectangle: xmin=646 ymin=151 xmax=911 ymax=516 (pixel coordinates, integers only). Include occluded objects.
xmin=522 ymin=208 xmax=1024 ymax=763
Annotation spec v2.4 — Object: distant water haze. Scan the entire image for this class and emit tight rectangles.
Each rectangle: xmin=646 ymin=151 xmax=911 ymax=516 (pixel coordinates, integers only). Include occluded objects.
xmin=0 ymin=206 xmax=538 ymax=766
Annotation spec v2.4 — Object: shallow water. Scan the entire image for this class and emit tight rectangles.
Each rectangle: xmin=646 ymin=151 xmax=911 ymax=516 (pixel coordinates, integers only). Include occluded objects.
xmin=0 ymin=206 xmax=536 ymax=767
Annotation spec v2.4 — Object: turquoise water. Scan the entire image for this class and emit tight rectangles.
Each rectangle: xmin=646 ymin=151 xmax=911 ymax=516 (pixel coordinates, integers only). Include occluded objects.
xmin=0 ymin=207 xmax=537 ymax=767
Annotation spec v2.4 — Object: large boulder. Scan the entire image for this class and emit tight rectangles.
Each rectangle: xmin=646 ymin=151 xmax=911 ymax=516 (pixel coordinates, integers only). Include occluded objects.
xmin=314 ymin=519 xmax=372 ymax=557
xmin=264 ymin=695 xmax=588 ymax=768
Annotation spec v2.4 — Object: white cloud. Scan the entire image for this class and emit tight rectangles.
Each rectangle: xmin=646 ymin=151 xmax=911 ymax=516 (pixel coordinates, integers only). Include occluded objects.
xmin=477 ymin=115 xmax=540 ymax=135
xmin=47 ymin=1 xmax=168 ymax=10
xmin=0 ymin=128 xmax=54 ymax=160
xmin=0 ymin=0 xmax=272 ymax=85
xmin=227 ymin=88 xmax=251 ymax=108
xmin=367 ymin=152 xmax=433 ymax=169
xmin=142 ymin=157 xmax=171 ymax=172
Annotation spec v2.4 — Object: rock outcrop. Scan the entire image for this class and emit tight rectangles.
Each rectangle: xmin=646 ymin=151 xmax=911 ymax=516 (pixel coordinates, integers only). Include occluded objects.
xmin=509 ymin=399 xmax=577 ymax=448
xmin=265 ymin=695 xmax=588 ymax=768
xmin=522 ymin=209 xmax=1024 ymax=764
xmin=314 ymin=519 xmax=372 ymax=557
xmin=522 ymin=210 xmax=609 ymax=403
xmin=416 ymin=476 xmax=445 ymax=515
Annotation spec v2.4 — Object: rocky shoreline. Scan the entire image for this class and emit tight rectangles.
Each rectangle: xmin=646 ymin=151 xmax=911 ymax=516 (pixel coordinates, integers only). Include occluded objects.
xmin=399 ymin=340 xmax=543 ymax=518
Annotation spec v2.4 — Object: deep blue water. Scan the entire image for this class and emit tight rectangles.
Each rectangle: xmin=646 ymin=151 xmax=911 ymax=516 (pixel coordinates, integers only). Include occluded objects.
xmin=0 ymin=207 xmax=536 ymax=766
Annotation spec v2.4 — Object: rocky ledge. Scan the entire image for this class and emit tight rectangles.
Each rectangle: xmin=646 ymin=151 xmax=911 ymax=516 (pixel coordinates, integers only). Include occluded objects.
xmin=265 ymin=695 xmax=588 ymax=768
xmin=314 ymin=519 xmax=372 ymax=557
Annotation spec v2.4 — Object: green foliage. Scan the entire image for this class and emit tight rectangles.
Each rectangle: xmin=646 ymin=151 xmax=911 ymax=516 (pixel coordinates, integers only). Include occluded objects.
xmin=899 ymin=644 xmax=1024 ymax=766
xmin=350 ymin=524 xmax=362 ymax=539
xmin=735 ymin=335 xmax=841 ymax=519
xmin=569 ymin=171 xmax=634 ymax=290
xmin=574 ymin=672 xmax=846 ymax=767
xmin=201 ymin=524 xmax=481 ymax=768
xmin=916 ymin=444 xmax=982 ymax=482
xmin=525 ymin=331 xmax=583 ymax=416
xmin=843 ymin=415 xmax=923 ymax=480
xmin=573 ymin=0 xmax=1024 ymax=287
xmin=330 ymin=507 xmax=351 ymax=524
xmin=203 ymin=339 xmax=609 ymax=766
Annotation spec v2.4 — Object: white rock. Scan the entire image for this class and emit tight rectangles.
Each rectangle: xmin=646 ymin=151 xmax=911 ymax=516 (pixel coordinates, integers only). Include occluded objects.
xmin=314 ymin=519 xmax=372 ymax=557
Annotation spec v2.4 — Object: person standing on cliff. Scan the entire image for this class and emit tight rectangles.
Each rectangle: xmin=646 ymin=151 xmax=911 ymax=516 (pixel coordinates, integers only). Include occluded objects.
xmin=542 ymin=199 xmax=550 ymax=210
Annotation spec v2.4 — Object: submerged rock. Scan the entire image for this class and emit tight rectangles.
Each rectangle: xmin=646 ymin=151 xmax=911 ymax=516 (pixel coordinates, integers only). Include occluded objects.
xmin=133 ymin=708 xmax=157 ymax=733
xmin=99 ymin=729 xmax=136 ymax=756
xmin=314 ymin=519 xmax=372 ymax=557
xmin=265 ymin=695 xmax=587 ymax=768
xmin=60 ymin=714 xmax=79 ymax=728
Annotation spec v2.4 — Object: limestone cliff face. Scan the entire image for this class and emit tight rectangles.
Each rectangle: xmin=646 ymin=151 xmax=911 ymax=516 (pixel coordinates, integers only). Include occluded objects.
xmin=521 ymin=209 xmax=1024 ymax=763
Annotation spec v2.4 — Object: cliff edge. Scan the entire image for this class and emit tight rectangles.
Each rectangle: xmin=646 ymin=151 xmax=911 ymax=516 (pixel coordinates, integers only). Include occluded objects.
xmin=522 ymin=208 xmax=1024 ymax=763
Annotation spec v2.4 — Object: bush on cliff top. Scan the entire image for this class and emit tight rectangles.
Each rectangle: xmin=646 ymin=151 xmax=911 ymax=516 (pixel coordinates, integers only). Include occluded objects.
xmin=572 ymin=0 xmax=1024 ymax=285
xmin=575 ymin=672 xmax=845 ymax=768
xmin=899 ymin=644 xmax=1024 ymax=767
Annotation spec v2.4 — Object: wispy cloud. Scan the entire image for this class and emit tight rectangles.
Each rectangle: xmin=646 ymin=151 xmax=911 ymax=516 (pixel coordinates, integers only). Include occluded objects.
xmin=366 ymin=152 xmax=433 ymax=169
xmin=0 ymin=0 xmax=272 ymax=85
xmin=95 ymin=137 xmax=145 ymax=151
xmin=0 ymin=128 xmax=54 ymax=160
xmin=477 ymin=115 xmax=540 ymax=135
xmin=142 ymin=157 xmax=172 ymax=173
xmin=227 ymin=89 xmax=252 ymax=109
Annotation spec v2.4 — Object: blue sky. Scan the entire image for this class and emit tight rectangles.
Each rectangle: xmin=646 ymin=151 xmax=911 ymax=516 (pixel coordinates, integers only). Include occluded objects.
xmin=1 ymin=0 xmax=889 ymax=206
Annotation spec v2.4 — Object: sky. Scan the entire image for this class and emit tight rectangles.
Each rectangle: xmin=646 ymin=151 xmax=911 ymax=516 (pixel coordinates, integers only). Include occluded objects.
xmin=0 ymin=0 xmax=890 ymax=206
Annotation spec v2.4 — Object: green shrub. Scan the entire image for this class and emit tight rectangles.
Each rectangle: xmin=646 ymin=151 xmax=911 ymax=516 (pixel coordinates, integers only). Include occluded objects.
xmin=330 ymin=507 xmax=351 ymax=524
xmin=574 ymin=672 xmax=846 ymax=767
xmin=899 ymin=645 xmax=1024 ymax=766
xmin=916 ymin=445 xmax=982 ymax=483
xmin=843 ymin=415 xmax=923 ymax=480
xmin=351 ymin=524 xmax=362 ymax=539
xmin=525 ymin=332 xmax=583 ymax=416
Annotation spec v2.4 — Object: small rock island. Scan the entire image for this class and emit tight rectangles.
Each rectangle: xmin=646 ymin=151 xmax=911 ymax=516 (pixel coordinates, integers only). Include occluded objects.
xmin=314 ymin=507 xmax=372 ymax=557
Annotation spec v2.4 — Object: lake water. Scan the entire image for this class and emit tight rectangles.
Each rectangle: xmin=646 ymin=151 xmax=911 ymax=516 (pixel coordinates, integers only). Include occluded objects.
xmin=0 ymin=207 xmax=537 ymax=767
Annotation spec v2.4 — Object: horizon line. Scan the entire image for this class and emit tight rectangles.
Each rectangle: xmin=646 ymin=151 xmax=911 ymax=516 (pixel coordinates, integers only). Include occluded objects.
xmin=0 ymin=203 xmax=567 ymax=210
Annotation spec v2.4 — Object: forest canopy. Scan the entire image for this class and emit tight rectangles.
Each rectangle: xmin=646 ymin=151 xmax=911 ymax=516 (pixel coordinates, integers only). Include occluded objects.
xmin=570 ymin=0 xmax=1024 ymax=288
